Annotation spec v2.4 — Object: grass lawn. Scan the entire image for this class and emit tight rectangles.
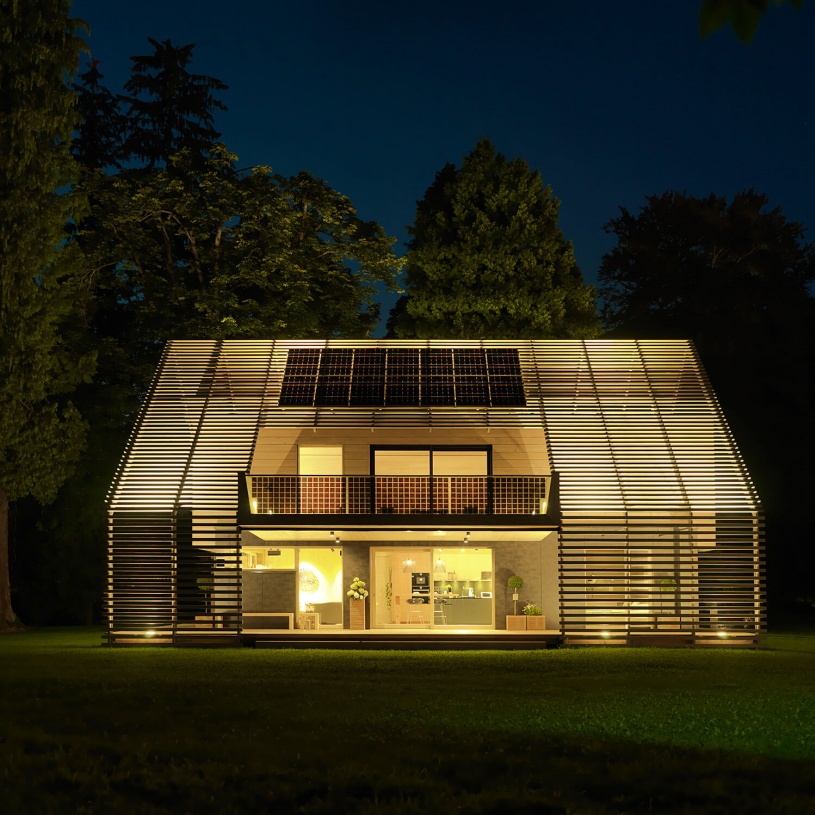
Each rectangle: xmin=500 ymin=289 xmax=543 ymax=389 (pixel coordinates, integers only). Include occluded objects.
xmin=1 ymin=629 xmax=814 ymax=814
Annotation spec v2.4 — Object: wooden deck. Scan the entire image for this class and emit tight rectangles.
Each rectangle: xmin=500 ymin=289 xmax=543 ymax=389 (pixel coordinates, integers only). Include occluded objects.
xmin=106 ymin=625 xmax=563 ymax=649
xmin=244 ymin=628 xmax=564 ymax=650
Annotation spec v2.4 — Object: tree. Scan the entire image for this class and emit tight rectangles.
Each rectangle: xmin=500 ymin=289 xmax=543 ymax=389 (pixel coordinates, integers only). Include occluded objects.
xmin=80 ymin=145 xmax=402 ymax=355
xmin=699 ymin=0 xmax=805 ymax=42
xmin=598 ymin=190 xmax=814 ymax=361
xmin=389 ymin=139 xmax=600 ymax=340
xmin=121 ymin=38 xmax=228 ymax=169
xmin=17 ymin=38 xmax=401 ymax=625
xmin=0 ymin=0 xmax=96 ymax=630
xmin=71 ymin=59 xmax=124 ymax=172
xmin=597 ymin=189 xmax=815 ymax=609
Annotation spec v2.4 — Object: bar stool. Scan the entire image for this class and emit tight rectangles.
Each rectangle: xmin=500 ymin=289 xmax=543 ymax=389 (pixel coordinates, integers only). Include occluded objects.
xmin=406 ymin=597 xmax=425 ymax=624
xmin=434 ymin=599 xmax=448 ymax=625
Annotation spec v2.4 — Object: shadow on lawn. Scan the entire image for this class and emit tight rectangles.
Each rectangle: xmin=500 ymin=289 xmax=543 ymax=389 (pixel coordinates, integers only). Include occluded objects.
xmin=2 ymin=720 xmax=814 ymax=815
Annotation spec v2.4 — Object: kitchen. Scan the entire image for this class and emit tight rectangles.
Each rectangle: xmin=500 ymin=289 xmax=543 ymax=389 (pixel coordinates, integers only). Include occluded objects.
xmin=373 ymin=546 xmax=494 ymax=628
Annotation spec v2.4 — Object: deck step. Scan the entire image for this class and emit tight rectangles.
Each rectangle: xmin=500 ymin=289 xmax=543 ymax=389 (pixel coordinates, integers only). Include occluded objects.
xmin=250 ymin=633 xmax=563 ymax=650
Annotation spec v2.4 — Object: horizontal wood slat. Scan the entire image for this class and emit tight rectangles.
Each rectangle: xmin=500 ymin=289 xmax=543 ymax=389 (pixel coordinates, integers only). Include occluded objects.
xmin=106 ymin=339 xmax=764 ymax=646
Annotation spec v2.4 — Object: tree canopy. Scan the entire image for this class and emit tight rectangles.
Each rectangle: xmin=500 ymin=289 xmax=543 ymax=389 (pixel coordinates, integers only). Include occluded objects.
xmin=598 ymin=189 xmax=814 ymax=360
xmin=7 ymin=37 xmax=404 ymax=625
xmin=699 ymin=0 xmax=805 ymax=42
xmin=121 ymin=38 xmax=228 ymax=169
xmin=0 ymin=0 xmax=95 ymax=630
xmin=598 ymin=188 xmax=815 ymax=607
xmin=389 ymin=139 xmax=599 ymax=339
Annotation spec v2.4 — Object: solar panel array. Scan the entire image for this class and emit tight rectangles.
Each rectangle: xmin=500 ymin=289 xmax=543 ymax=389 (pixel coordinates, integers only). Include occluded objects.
xmin=279 ymin=348 xmax=525 ymax=407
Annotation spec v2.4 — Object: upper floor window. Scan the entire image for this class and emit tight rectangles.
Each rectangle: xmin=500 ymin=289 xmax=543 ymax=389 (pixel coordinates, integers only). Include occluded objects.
xmin=298 ymin=445 xmax=343 ymax=475
xmin=373 ymin=448 xmax=489 ymax=476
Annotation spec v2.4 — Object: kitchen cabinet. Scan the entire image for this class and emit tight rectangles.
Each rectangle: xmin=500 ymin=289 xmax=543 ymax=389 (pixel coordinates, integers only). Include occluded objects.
xmin=441 ymin=597 xmax=492 ymax=626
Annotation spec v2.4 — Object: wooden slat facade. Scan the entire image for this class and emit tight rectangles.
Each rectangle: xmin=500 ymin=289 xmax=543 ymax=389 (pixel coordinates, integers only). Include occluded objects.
xmin=106 ymin=339 xmax=764 ymax=646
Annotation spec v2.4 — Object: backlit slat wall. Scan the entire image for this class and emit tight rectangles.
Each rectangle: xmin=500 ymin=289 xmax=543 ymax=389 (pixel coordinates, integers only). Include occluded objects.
xmin=107 ymin=338 xmax=764 ymax=646
xmin=530 ymin=340 xmax=764 ymax=644
xmin=107 ymin=341 xmax=273 ymax=643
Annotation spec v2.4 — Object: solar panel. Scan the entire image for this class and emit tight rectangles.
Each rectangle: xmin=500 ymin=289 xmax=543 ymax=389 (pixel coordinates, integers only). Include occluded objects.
xmin=453 ymin=349 xmax=489 ymax=405
xmin=487 ymin=349 xmax=526 ymax=406
xmin=422 ymin=349 xmax=454 ymax=405
xmin=279 ymin=349 xmax=320 ymax=405
xmin=350 ymin=349 xmax=385 ymax=406
xmin=278 ymin=347 xmax=525 ymax=407
xmin=386 ymin=349 xmax=420 ymax=405
xmin=315 ymin=349 xmax=352 ymax=405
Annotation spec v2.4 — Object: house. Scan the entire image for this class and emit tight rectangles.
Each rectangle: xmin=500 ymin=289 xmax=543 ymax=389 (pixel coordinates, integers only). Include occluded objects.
xmin=106 ymin=339 xmax=764 ymax=646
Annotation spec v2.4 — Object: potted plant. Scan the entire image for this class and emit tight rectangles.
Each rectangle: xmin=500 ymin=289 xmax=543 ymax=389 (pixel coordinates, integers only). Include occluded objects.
xmin=506 ymin=575 xmax=526 ymax=630
xmin=523 ymin=602 xmax=546 ymax=630
xmin=197 ymin=576 xmax=214 ymax=614
xmin=507 ymin=575 xmax=524 ymax=614
xmin=659 ymin=577 xmax=679 ymax=628
xmin=347 ymin=576 xmax=368 ymax=629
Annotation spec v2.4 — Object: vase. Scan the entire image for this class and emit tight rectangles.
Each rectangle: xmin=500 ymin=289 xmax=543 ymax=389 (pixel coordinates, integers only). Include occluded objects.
xmin=349 ymin=598 xmax=366 ymax=630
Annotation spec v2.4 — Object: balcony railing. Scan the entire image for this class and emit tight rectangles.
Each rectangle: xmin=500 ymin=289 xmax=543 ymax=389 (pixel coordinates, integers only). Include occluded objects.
xmin=247 ymin=475 xmax=550 ymax=516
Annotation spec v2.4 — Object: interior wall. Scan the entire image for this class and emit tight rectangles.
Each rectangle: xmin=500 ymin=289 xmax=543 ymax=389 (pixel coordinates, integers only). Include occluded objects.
xmin=342 ymin=545 xmax=370 ymax=628
xmin=250 ymin=427 xmax=550 ymax=476
xmin=493 ymin=534 xmax=557 ymax=628
xmin=298 ymin=547 xmax=343 ymax=608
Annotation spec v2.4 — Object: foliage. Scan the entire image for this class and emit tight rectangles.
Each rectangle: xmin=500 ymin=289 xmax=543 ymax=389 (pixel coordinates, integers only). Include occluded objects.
xmin=71 ymin=59 xmax=123 ymax=172
xmin=598 ymin=190 xmax=814 ymax=344
xmin=699 ymin=0 xmax=805 ymax=42
xmin=0 ymin=0 xmax=96 ymax=630
xmin=598 ymin=189 xmax=815 ymax=604
xmin=522 ymin=602 xmax=542 ymax=615
xmin=389 ymin=139 xmax=600 ymax=340
xmin=197 ymin=577 xmax=214 ymax=594
xmin=347 ymin=577 xmax=369 ymax=599
xmin=507 ymin=575 xmax=524 ymax=591
xmin=121 ymin=38 xmax=227 ymax=169
xmin=78 ymin=145 xmax=401 ymax=351
xmin=13 ymin=36 xmax=402 ymax=625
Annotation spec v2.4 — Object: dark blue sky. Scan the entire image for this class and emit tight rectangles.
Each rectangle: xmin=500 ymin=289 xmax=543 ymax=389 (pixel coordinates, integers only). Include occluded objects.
xmin=71 ymin=0 xmax=815 ymax=334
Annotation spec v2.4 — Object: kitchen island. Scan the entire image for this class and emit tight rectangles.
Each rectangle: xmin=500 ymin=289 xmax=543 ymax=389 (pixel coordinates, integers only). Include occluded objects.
xmin=437 ymin=596 xmax=492 ymax=626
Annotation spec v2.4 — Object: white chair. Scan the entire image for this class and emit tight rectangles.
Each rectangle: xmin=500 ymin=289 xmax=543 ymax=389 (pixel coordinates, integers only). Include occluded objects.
xmin=406 ymin=597 xmax=425 ymax=624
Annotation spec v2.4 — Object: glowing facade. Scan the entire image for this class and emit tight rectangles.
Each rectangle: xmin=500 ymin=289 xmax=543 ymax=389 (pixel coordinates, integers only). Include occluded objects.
xmin=107 ymin=339 xmax=764 ymax=646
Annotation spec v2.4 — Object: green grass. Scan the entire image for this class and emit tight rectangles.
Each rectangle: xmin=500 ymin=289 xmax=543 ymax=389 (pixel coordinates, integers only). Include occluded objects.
xmin=1 ymin=629 xmax=814 ymax=814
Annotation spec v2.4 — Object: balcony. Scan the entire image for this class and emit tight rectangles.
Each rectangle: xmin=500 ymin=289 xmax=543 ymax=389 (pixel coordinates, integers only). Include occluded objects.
xmin=245 ymin=475 xmax=552 ymax=519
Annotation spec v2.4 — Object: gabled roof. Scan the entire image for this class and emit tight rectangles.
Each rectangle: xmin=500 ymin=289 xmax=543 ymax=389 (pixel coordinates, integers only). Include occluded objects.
xmin=108 ymin=339 xmax=761 ymax=517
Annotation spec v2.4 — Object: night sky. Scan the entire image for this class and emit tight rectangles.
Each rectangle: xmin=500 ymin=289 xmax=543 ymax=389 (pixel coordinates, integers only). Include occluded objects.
xmin=71 ymin=0 xmax=815 ymax=334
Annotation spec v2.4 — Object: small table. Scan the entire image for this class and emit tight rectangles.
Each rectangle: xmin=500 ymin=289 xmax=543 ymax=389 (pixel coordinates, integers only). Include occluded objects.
xmin=300 ymin=612 xmax=320 ymax=630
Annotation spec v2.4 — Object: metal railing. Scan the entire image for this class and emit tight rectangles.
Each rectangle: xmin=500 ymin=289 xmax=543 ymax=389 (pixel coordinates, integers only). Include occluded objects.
xmin=247 ymin=474 xmax=550 ymax=516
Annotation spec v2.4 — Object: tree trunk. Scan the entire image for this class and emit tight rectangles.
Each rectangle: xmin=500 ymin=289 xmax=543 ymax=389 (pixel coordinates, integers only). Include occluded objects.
xmin=0 ymin=487 xmax=24 ymax=631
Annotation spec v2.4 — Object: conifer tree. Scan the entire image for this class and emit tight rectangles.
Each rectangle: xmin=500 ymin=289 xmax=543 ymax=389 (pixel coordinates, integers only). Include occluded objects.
xmin=121 ymin=38 xmax=228 ymax=168
xmin=0 ymin=0 xmax=96 ymax=629
xmin=390 ymin=139 xmax=599 ymax=339
xmin=72 ymin=59 xmax=123 ymax=171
